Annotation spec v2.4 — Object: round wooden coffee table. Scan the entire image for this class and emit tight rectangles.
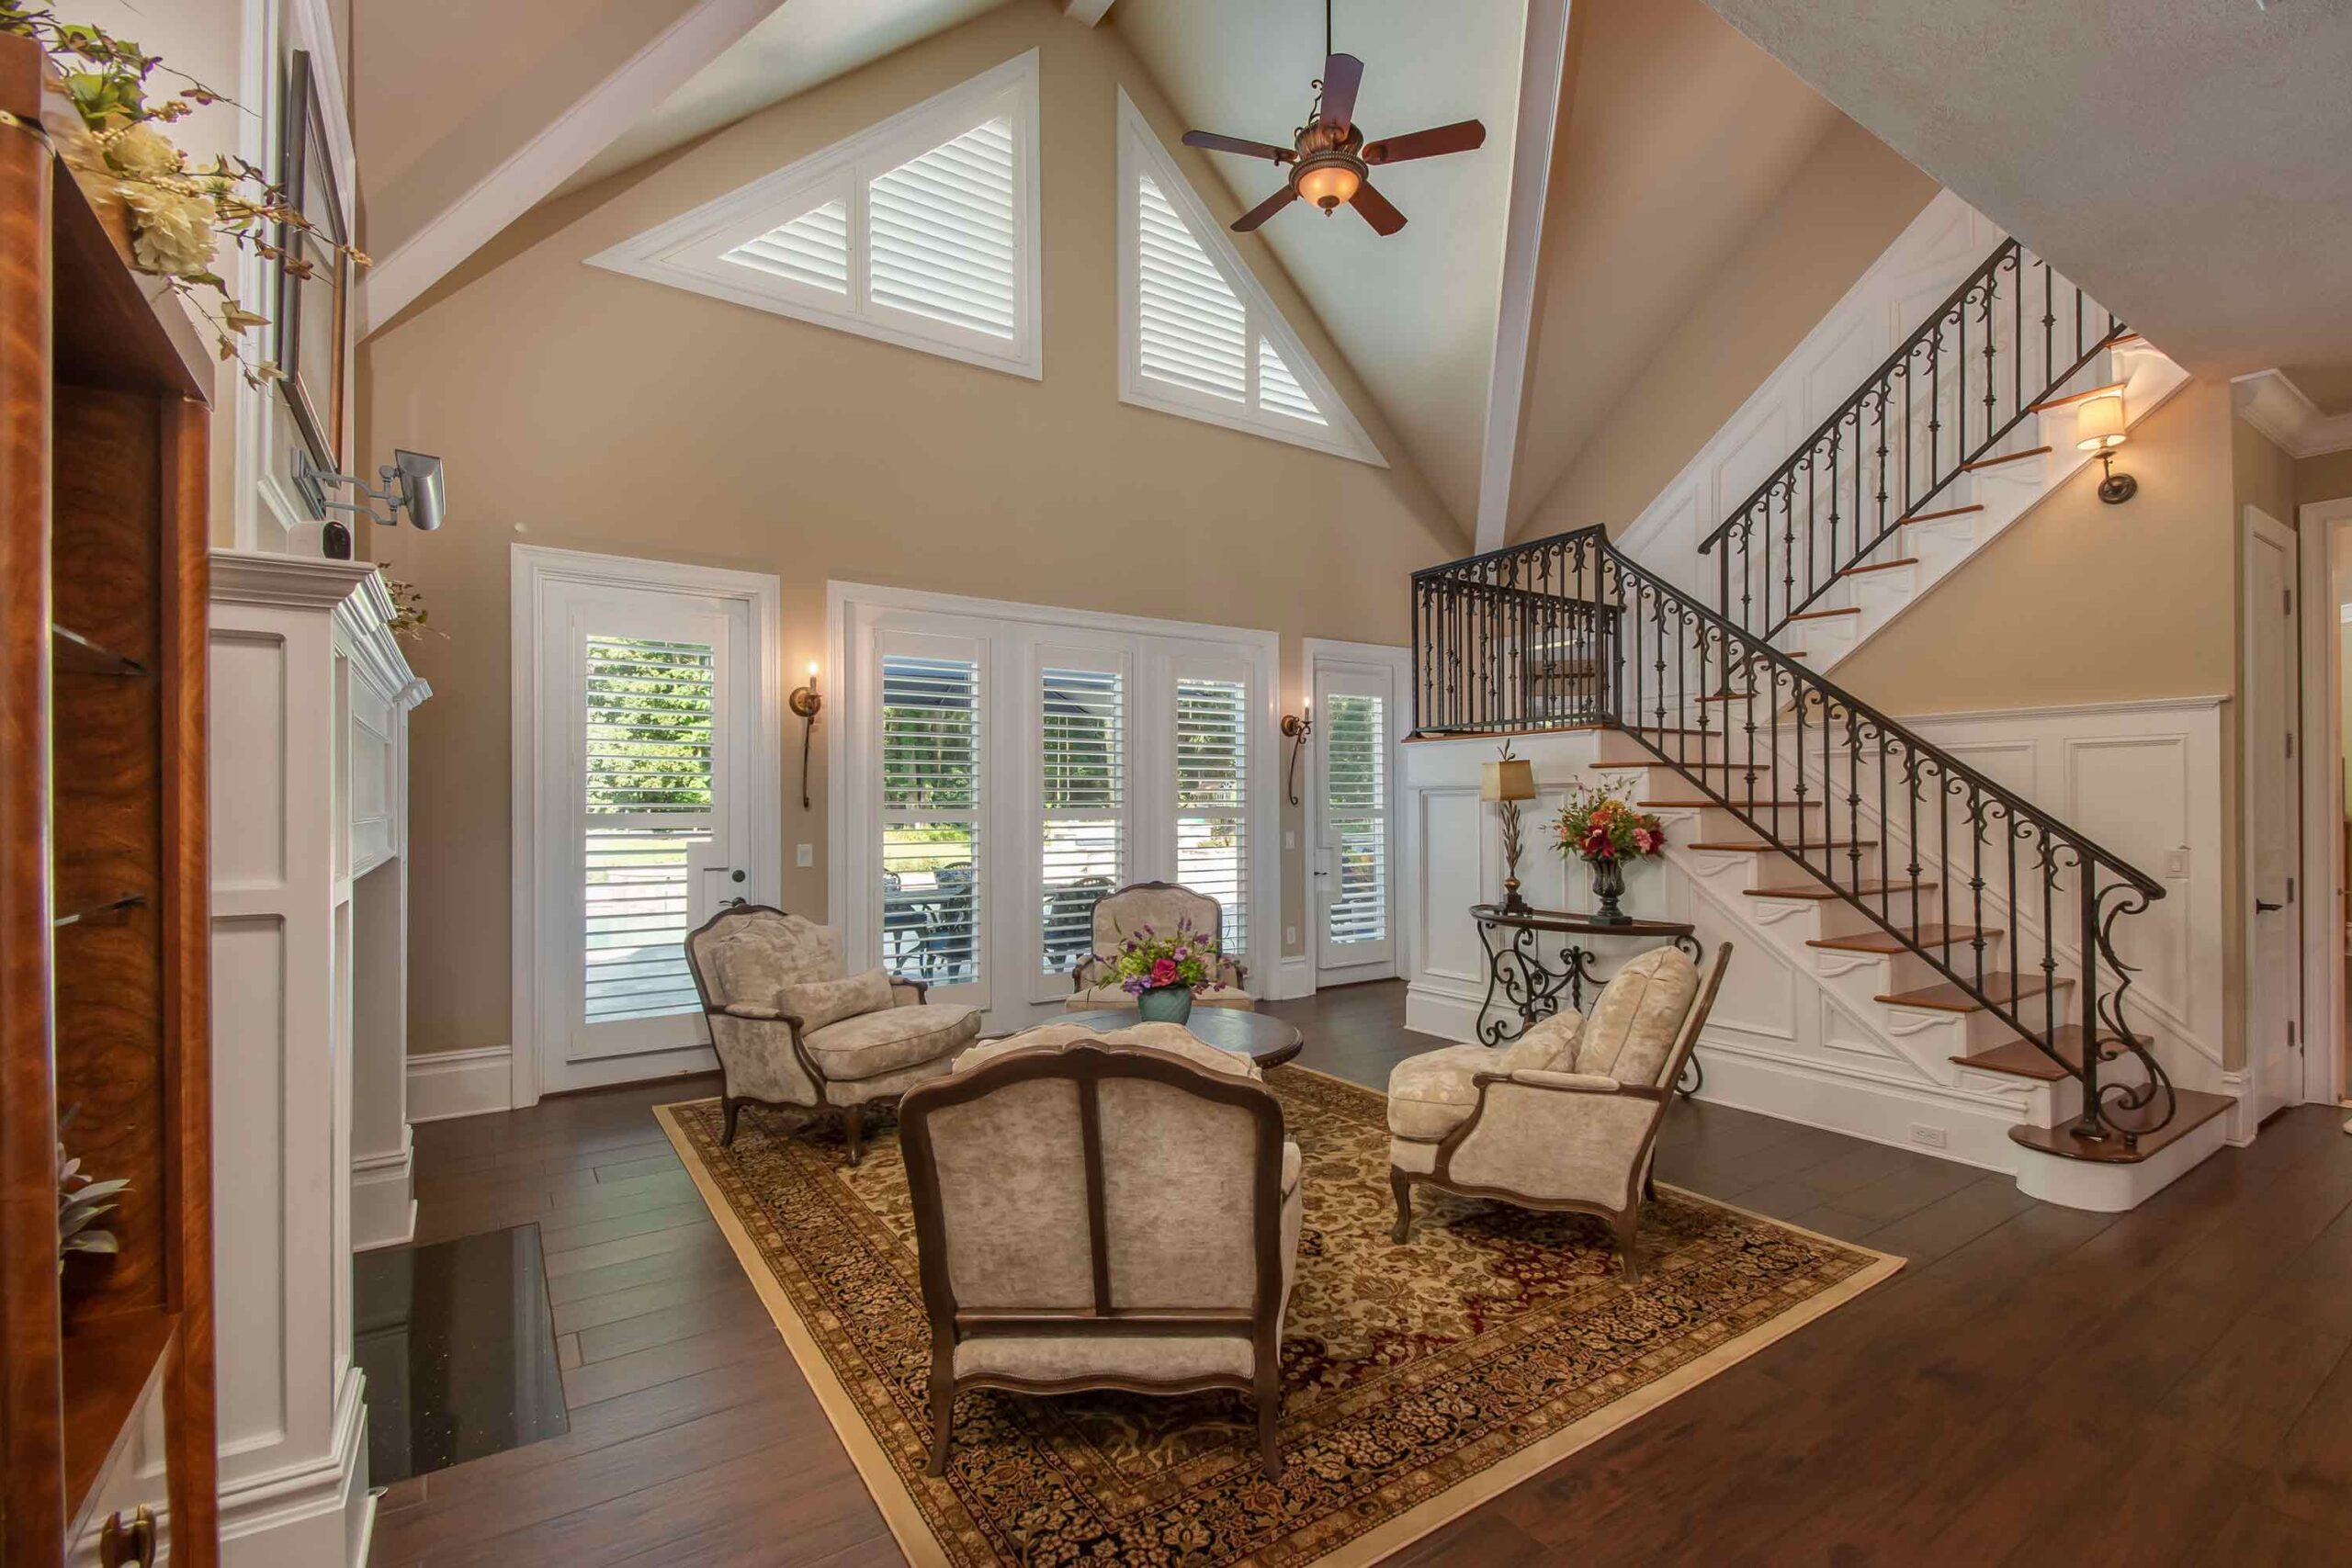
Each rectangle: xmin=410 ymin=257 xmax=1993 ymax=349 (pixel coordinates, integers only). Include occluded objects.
xmin=1059 ymin=1008 xmax=1304 ymax=1069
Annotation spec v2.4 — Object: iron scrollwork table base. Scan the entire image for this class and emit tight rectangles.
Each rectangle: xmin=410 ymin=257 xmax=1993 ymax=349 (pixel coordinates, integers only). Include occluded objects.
xmin=1470 ymin=903 xmax=1705 ymax=1097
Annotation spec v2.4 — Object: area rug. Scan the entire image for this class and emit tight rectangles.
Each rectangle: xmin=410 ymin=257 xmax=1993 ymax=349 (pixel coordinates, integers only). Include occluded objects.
xmin=655 ymin=1066 xmax=1901 ymax=1567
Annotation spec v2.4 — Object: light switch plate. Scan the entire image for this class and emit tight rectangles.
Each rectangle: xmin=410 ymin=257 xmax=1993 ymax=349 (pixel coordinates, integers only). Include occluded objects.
xmin=796 ymin=843 xmax=813 ymax=868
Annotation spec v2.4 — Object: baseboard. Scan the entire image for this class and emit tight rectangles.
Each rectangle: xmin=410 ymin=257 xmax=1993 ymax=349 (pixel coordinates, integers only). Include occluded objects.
xmin=1690 ymin=1034 xmax=2019 ymax=1176
xmin=351 ymin=1132 xmax=416 ymax=1252
xmin=1275 ymin=955 xmax=1314 ymax=1000
xmin=405 ymin=1044 xmax=514 ymax=1123
xmin=1404 ymin=979 xmax=1486 ymax=1042
xmin=217 ymin=1364 xmax=373 ymax=1566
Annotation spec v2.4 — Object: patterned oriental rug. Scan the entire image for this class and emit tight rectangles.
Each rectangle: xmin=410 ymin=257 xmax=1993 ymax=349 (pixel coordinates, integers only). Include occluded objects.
xmin=656 ymin=1066 xmax=1901 ymax=1567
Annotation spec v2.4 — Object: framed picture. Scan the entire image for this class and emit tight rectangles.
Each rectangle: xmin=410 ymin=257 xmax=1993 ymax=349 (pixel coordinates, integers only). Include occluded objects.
xmin=277 ymin=49 xmax=348 ymax=472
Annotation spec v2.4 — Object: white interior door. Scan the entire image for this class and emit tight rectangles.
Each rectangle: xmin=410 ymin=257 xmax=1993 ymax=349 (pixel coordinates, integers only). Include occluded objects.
xmin=537 ymin=580 xmax=753 ymax=1092
xmin=1313 ymin=660 xmax=1396 ymax=981
xmin=2245 ymin=509 xmax=2304 ymax=1122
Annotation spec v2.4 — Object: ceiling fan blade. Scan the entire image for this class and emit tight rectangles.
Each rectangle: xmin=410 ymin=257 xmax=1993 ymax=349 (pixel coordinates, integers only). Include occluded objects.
xmin=1351 ymin=180 xmax=1407 ymax=236
xmin=1183 ymin=130 xmax=1297 ymax=163
xmin=1233 ymin=185 xmax=1299 ymax=232
xmin=1363 ymin=119 xmax=1487 ymax=164
xmin=1319 ymin=52 xmax=1364 ymax=130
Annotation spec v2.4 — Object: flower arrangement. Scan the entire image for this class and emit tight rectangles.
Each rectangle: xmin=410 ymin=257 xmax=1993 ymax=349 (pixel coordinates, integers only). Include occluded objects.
xmin=1094 ymin=917 xmax=1222 ymax=997
xmin=378 ymin=565 xmax=442 ymax=643
xmin=1554 ymin=786 xmax=1668 ymax=864
xmin=1554 ymin=786 xmax=1666 ymax=926
xmin=0 ymin=1 xmax=368 ymax=384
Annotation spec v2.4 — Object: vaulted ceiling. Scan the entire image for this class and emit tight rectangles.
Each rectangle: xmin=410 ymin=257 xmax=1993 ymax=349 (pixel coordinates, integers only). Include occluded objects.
xmin=355 ymin=0 xmax=1894 ymax=536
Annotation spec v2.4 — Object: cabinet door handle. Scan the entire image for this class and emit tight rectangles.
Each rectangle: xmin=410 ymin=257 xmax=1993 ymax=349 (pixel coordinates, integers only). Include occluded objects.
xmin=101 ymin=1506 xmax=157 ymax=1568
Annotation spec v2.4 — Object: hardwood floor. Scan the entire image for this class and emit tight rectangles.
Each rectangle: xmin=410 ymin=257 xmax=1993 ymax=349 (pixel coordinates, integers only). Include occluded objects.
xmin=371 ymin=983 xmax=2352 ymax=1566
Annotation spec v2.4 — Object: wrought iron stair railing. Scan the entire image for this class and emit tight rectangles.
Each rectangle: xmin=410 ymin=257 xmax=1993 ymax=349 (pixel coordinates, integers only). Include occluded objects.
xmin=1698 ymin=237 xmax=2130 ymax=641
xmin=1409 ymin=525 xmax=2175 ymax=1149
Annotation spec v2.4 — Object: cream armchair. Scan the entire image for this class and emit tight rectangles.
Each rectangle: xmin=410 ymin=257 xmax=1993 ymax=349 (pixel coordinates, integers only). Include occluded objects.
xmin=1387 ymin=942 xmax=1730 ymax=1284
xmin=899 ymin=1022 xmax=1302 ymax=1480
xmin=1064 ymin=881 xmax=1253 ymax=1010
xmin=684 ymin=905 xmax=980 ymax=1164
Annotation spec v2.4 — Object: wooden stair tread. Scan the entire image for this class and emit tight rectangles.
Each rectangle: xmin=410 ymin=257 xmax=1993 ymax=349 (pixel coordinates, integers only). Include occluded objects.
xmin=1690 ymin=839 xmax=1876 ymax=853
xmin=1959 ymin=445 xmax=2052 ymax=473
xmin=1809 ymin=923 xmax=2000 ymax=955
xmin=1841 ymin=558 xmax=1918 ymax=578
xmin=1747 ymin=878 xmax=1934 ymax=901
xmin=1788 ymin=605 xmax=1862 ymax=622
xmin=2030 ymin=380 xmax=2125 ymax=414
xmin=1877 ymin=971 xmax=2072 ymax=1013
xmin=1902 ymin=503 xmax=1984 ymax=525
xmin=2009 ymin=1088 xmax=2231 ymax=1165
xmin=1955 ymin=1023 xmax=2149 ymax=1082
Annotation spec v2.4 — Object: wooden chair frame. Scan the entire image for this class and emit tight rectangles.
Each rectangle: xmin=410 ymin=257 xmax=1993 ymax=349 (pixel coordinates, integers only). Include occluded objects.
xmin=899 ymin=1039 xmax=1290 ymax=1479
xmin=1391 ymin=943 xmax=1731 ymax=1286
xmin=683 ymin=903 xmax=933 ymax=1165
xmin=1066 ymin=880 xmax=1250 ymax=995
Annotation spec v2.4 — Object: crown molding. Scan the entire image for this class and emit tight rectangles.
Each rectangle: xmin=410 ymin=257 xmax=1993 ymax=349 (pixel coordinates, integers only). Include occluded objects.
xmin=2233 ymin=368 xmax=2352 ymax=458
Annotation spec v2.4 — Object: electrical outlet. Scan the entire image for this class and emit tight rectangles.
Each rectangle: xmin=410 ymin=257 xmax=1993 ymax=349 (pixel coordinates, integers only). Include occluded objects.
xmin=795 ymin=843 xmax=813 ymax=868
xmin=1908 ymin=1122 xmax=1949 ymax=1151
xmin=1284 ymin=926 xmax=1297 ymax=946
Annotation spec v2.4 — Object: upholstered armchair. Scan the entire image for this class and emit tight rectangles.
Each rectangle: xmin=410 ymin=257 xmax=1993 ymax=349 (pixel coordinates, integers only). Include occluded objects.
xmin=1387 ymin=942 xmax=1730 ymax=1283
xmin=684 ymin=905 xmax=980 ymax=1164
xmin=899 ymin=1022 xmax=1302 ymax=1479
xmin=1064 ymin=881 xmax=1253 ymax=1010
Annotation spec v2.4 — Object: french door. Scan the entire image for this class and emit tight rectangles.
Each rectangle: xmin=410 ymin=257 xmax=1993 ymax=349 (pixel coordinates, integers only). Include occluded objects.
xmin=531 ymin=575 xmax=758 ymax=1093
xmin=1311 ymin=651 xmax=1399 ymax=983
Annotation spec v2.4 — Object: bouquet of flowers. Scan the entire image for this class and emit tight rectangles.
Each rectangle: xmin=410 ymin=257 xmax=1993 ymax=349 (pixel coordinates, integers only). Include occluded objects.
xmin=1554 ymin=787 xmax=1667 ymax=863
xmin=1095 ymin=917 xmax=1221 ymax=996
xmin=1554 ymin=786 xmax=1665 ymax=924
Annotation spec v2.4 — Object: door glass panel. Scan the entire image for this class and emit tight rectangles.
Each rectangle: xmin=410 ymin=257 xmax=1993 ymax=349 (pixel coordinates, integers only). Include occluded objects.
xmin=580 ymin=634 xmax=713 ymax=1025
xmin=882 ymin=654 xmax=982 ymax=987
xmin=1324 ymin=693 xmax=1387 ymax=945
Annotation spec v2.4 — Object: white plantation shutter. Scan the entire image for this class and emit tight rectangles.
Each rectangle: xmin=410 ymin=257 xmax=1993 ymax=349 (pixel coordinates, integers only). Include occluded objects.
xmin=1039 ymin=665 xmax=1125 ymax=976
xmin=590 ymin=55 xmax=1039 ymax=378
xmin=1175 ymin=675 xmax=1250 ymax=956
xmin=722 ymin=197 xmax=849 ymax=295
xmin=1322 ymin=694 xmax=1387 ymax=944
xmin=881 ymin=652 xmax=983 ymax=987
xmin=869 ymin=117 xmax=1017 ymax=340
xmin=1137 ymin=174 xmax=1247 ymax=402
xmin=580 ymin=634 xmax=716 ymax=1024
xmin=1258 ymin=337 xmax=1327 ymax=425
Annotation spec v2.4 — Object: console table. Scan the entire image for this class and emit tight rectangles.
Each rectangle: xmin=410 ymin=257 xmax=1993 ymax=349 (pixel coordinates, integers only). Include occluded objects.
xmin=1470 ymin=904 xmax=1705 ymax=1095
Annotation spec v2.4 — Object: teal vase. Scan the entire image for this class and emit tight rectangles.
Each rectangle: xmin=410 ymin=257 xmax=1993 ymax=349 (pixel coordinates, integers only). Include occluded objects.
xmin=1137 ymin=985 xmax=1194 ymax=1024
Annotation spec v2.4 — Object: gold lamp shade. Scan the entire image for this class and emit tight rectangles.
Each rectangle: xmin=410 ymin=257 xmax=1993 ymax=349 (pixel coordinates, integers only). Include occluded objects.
xmin=2075 ymin=391 xmax=2128 ymax=452
xmin=1481 ymin=757 xmax=1537 ymax=802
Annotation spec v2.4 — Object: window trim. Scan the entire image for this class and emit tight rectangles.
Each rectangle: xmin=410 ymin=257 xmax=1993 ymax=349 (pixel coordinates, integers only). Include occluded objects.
xmin=587 ymin=51 xmax=1043 ymax=380
xmin=1114 ymin=89 xmax=1385 ymax=467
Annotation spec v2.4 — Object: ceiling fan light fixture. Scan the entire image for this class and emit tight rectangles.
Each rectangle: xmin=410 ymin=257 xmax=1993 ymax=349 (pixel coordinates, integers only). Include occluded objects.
xmin=1297 ymin=159 xmax=1361 ymax=211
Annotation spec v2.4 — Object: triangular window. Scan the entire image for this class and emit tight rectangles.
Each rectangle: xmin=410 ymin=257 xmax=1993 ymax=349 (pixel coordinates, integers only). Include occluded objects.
xmin=1116 ymin=90 xmax=1380 ymax=463
xmin=589 ymin=52 xmax=1040 ymax=379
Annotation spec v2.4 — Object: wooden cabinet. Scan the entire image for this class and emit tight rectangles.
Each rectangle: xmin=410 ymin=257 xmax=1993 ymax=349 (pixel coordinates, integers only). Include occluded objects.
xmin=0 ymin=33 xmax=219 ymax=1568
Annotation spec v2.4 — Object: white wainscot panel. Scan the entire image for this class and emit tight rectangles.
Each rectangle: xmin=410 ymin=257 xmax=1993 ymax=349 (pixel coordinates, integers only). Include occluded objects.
xmin=2063 ymin=733 xmax=2195 ymax=1031
xmin=211 ymin=913 xmax=288 ymax=1453
xmin=1417 ymin=788 xmax=1486 ymax=985
xmin=211 ymin=631 xmax=288 ymax=888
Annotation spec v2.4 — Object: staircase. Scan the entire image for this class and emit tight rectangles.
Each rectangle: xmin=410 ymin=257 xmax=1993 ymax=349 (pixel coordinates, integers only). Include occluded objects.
xmin=1696 ymin=236 xmax=2184 ymax=669
xmin=1408 ymin=525 xmax=2233 ymax=1202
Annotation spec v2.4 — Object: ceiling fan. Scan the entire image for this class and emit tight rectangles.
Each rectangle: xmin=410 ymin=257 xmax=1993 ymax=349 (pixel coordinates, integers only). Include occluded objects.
xmin=1180 ymin=4 xmax=1486 ymax=237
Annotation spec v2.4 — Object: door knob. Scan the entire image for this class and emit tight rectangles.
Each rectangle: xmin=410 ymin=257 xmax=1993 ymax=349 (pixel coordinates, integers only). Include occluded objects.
xmin=730 ymin=869 xmax=746 ymax=883
xmin=2256 ymin=898 xmax=2283 ymax=912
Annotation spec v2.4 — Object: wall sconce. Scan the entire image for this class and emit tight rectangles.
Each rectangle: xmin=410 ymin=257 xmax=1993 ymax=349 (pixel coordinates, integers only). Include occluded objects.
xmin=1280 ymin=704 xmax=1314 ymax=807
xmin=1480 ymin=740 xmax=1539 ymax=915
xmin=2075 ymin=391 xmax=2135 ymax=504
xmin=294 ymin=447 xmax=446 ymax=559
xmin=788 ymin=661 xmax=822 ymax=809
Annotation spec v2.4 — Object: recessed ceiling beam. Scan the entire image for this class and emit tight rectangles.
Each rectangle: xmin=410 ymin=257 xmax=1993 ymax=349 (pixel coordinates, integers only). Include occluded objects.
xmin=1472 ymin=0 xmax=1571 ymax=553
xmin=1064 ymin=0 xmax=1115 ymax=24
xmin=357 ymin=0 xmax=781 ymax=338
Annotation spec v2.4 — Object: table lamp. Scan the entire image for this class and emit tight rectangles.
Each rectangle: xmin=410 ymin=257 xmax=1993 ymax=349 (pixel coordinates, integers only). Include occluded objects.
xmin=1481 ymin=742 xmax=1539 ymax=915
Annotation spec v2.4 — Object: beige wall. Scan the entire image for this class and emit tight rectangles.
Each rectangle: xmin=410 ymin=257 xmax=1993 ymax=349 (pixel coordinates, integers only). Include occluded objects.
xmin=360 ymin=1 xmax=1463 ymax=1056
xmin=351 ymin=0 xmax=702 ymax=259
xmin=1512 ymin=115 xmax=1934 ymax=541
xmin=2299 ymin=448 xmax=2352 ymax=505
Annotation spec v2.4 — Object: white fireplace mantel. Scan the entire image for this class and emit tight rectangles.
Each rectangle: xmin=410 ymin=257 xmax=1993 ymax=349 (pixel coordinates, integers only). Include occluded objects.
xmin=207 ymin=549 xmax=427 ymax=1567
